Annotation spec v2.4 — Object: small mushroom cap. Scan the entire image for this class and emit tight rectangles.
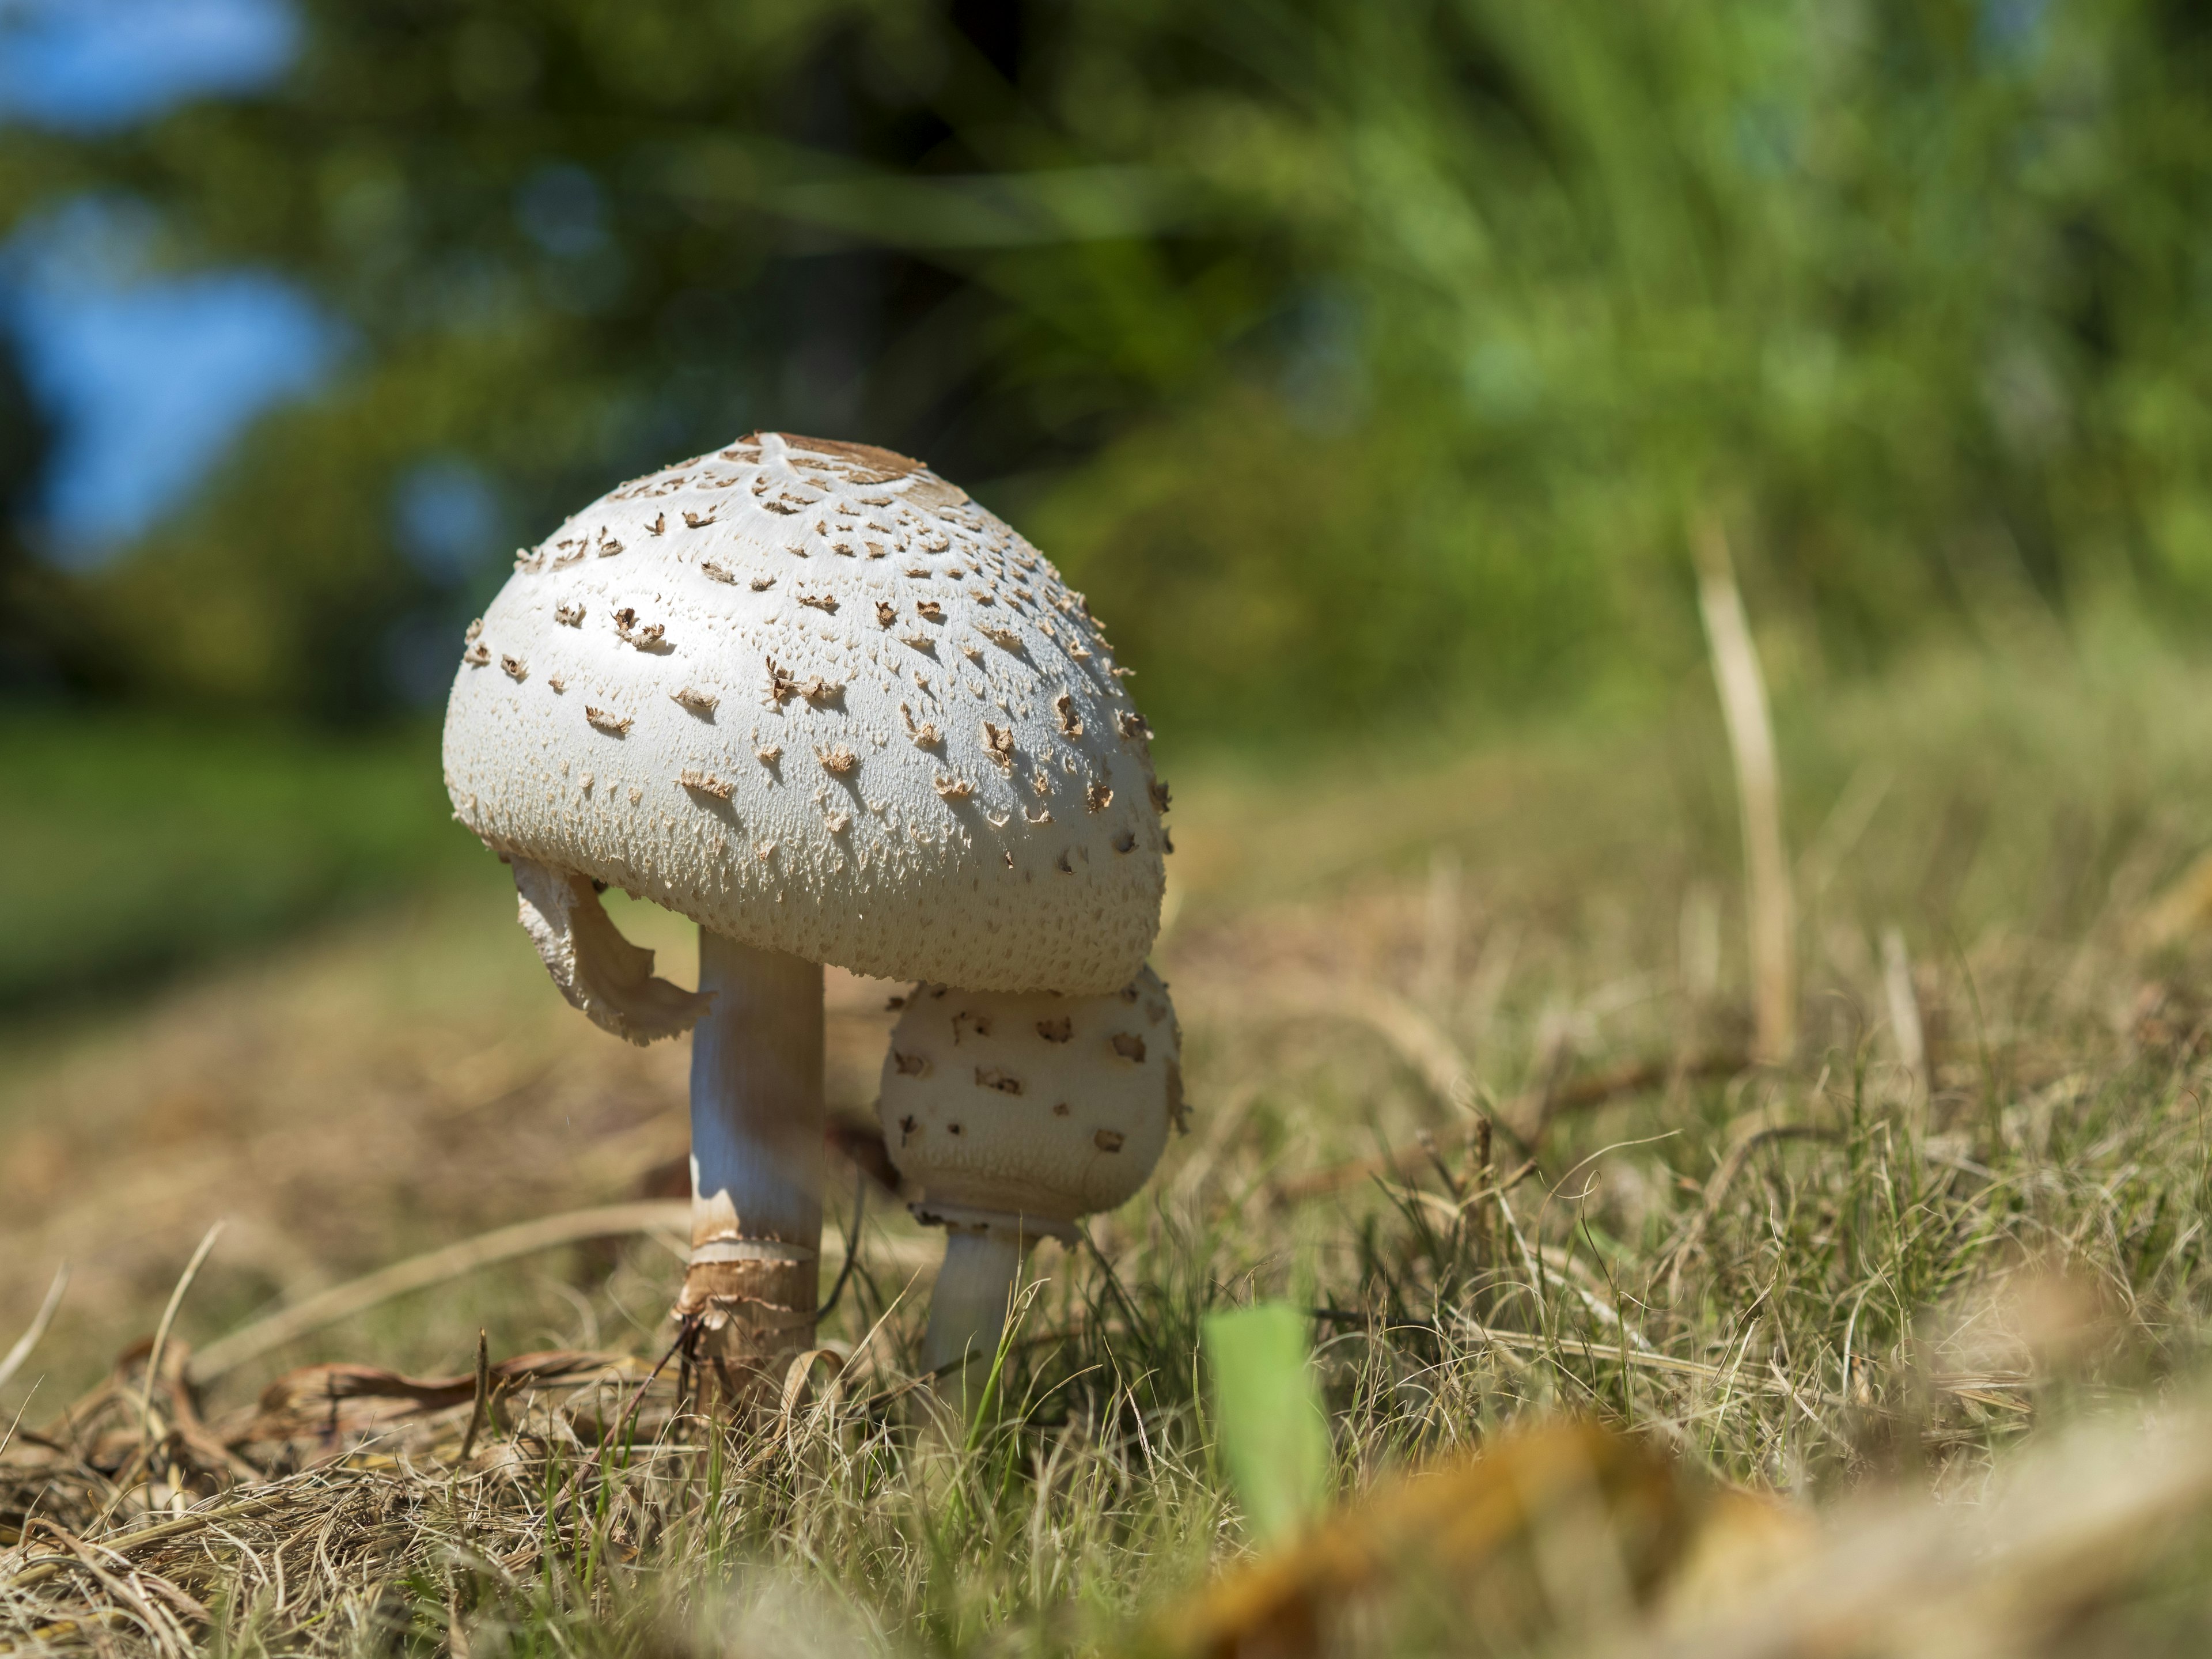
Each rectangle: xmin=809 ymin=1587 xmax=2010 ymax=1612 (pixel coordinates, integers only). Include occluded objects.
xmin=879 ymin=968 xmax=1184 ymax=1228
xmin=443 ymin=431 xmax=1166 ymax=994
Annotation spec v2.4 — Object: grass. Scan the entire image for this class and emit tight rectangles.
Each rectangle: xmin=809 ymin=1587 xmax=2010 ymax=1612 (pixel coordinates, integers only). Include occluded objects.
xmin=13 ymin=631 xmax=2212 ymax=1653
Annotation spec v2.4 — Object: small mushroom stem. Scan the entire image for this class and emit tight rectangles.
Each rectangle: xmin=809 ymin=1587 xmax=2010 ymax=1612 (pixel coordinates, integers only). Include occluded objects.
xmin=676 ymin=929 xmax=823 ymax=1406
xmin=922 ymin=1228 xmax=1027 ymax=1409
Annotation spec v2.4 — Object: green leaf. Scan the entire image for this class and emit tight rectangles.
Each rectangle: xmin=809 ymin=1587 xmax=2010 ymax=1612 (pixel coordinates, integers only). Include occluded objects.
xmin=1202 ymin=1302 xmax=1331 ymax=1544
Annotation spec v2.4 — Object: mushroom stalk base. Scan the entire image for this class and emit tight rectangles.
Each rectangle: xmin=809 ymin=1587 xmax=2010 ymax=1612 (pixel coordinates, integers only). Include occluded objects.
xmin=683 ymin=931 xmax=824 ymax=1407
xmin=923 ymin=1229 xmax=1028 ymax=1414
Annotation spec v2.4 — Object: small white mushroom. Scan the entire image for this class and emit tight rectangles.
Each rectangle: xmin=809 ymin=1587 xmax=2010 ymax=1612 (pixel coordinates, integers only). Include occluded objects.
xmin=878 ymin=968 xmax=1184 ymax=1402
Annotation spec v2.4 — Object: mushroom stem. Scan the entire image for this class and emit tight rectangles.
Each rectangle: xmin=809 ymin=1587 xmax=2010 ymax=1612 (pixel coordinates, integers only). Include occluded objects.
xmin=676 ymin=929 xmax=823 ymax=1404
xmin=922 ymin=1228 xmax=1027 ymax=1407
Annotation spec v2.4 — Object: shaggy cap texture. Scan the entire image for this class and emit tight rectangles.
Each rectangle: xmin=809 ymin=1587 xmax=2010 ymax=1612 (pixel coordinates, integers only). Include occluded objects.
xmin=880 ymin=967 xmax=1184 ymax=1228
xmin=444 ymin=432 xmax=1166 ymax=994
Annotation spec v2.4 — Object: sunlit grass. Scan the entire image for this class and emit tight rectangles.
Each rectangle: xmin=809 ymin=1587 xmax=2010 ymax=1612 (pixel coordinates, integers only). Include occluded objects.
xmin=13 ymin=638 xmax=2212 ymax=1652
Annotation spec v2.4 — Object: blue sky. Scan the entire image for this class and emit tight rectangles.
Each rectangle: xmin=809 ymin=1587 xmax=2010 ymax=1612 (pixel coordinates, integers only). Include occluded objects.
xmin=1 ymin=0 xmax=325 ymax=563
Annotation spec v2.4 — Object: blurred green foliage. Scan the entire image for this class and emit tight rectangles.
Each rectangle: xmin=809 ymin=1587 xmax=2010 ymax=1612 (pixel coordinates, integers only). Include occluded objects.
xmin=0 ymin=713 xmax=463 ymax=1007
xmin=5 ymin=0 xmax=2212 ymax=738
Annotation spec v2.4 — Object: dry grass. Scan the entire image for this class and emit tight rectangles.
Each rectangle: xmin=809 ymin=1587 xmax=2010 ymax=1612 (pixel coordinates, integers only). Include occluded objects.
xmin=12 ymin=639 xmax=2212 ymax=1654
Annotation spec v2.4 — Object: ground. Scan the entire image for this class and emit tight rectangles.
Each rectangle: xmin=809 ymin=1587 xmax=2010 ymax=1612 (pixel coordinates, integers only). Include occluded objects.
xmin=9 ymin=636 xmax=2212 ymax=1655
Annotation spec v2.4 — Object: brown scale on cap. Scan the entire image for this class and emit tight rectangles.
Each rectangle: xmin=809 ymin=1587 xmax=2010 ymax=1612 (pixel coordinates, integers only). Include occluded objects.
xmin=1094 ymin=1129 xmax=1125 ymax=1153
xmin=1111 ymin=1033 xmax=1146 ymax=1063
xmin=680 ymin=770 xmax=734 ymax=800
xmin=556 ymin=601 xmax=586 ymax=625
xmin=585 ymin=706 xmax=632 ymax=735
xmin=976 ymin=1069 xmax=1021 ymax=1095
xmin=875 ymin=601 xmax=896 ymax=627
xmin=1086 ymin=782 xmax=1113 ymax=813
xmin=818 ymin=745 xmax=858 ymax=776
xmin=934 ymin=775 xmax=974 ymax=800
xmin=1117 ymin=711 xmax=1150 ymax=740
xmin=900 ymin=704 xmax=942 ymax=748
xmin=613 ymin=609 xmax=665 ymax=649
xmin=982 ymin=724 xmax=1016 ymax=770
xmin=1036 ymin=1017 xmax=1073 ymax=1043
xmin=682 ymin=510 xmax=715 ymax=529
xmin=1149 ymin=780 xmax=1171 ymax=814
xmin=915 ymin=600 xmax=944 ymax=622
xmin=501 ymin=655 xmax=528 ymax=681
xmin=798 ymin=593 xmax=838 ymax=613
xmin=646 ymin=512 xmax=665 ymax=535
xmin=755 ymin=744 xmax=782 ymax=765
xmin=672 ymin=687 xmax=718 ymax=715
xmin=699 ymin=560 xmax=738 ymax=586
xmin=1055 ymin=694 xmax=1083 ymax=737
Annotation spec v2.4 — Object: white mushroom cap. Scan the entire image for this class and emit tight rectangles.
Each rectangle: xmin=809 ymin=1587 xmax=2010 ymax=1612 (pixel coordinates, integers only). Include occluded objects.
xmin=879 ymin=968 xmax=1185 ymax=1237
xmin=443 ymin=432 xmax=1167 ymax=995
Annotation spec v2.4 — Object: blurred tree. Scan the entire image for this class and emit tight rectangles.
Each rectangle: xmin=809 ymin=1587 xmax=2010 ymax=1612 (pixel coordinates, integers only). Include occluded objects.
xmin=4 ymin=0 xmax=2211 ymax=737
xmin=0 ymin=338 xmax=66 ymax=694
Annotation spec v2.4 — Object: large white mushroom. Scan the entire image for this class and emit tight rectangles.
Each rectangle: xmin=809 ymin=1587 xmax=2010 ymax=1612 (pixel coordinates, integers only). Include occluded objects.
xmin=878 ymin=969 xmax=1185 ymax=1395
xmin=443 ymin=432 xmax=1167 ymax=1399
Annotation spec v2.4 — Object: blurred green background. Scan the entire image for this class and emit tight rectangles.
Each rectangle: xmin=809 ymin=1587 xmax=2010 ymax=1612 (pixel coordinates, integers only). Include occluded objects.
xmin=3 ymin=0 xmax=2211 ymax=1010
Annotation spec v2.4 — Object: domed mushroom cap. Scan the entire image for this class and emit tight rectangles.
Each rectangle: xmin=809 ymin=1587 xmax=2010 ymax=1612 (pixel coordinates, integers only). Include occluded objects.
xmin=443 ymin=432 xmax=1166 ymax=995
xmin=879 ymin=968 xmax=1184 ymax=1234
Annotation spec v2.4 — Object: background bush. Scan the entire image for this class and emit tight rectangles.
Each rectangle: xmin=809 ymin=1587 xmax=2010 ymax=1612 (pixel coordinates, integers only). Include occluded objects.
xmin=5 ymin=0 xmax=2211 ymax=742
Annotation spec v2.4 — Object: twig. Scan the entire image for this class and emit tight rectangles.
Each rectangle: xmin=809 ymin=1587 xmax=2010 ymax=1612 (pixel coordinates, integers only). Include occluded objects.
xmin=0 ymin=1263 xmax=69 ymax=1392
xmin=1694 ymin=514 xmax=1796 ymax=1063
xmin=189 ymin=1200 xmax=691 ymax=1382
xmin=141 ymin=1222 xmax=225 ymax=1445
xmin=1514 ymin=1048 xmax=1748 ymax=1141
xmin=457 ymin=1331 xmax=491 ymax=1464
